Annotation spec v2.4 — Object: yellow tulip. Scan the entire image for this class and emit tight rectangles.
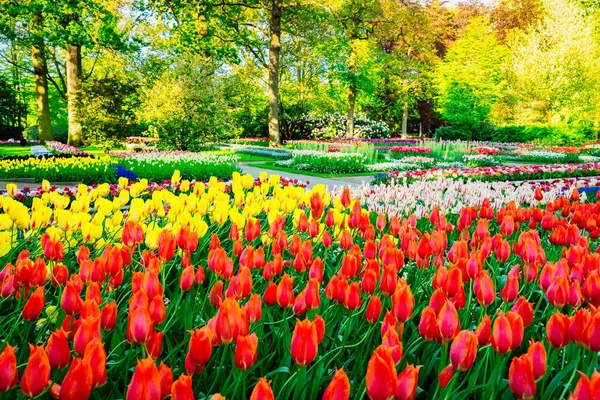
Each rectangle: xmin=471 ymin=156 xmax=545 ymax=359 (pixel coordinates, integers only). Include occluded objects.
xmin=5 ymin=183 xmax=17 ymax=197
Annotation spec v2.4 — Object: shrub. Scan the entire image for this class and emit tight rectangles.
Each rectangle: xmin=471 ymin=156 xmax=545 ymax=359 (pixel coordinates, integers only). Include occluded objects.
xmin=291 ymin=113 xmax=391 ymax=140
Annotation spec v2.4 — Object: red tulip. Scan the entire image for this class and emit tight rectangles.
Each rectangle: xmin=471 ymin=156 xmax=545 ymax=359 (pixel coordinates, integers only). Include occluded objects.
xmin=546 ymin=312 xmax=571 ymax=349
xmin=569 ymin=370 xmax=600 ymax=400
xmin=366 ymin=345 xmax=397 ymax=400
xmin=382 ymin=328 xmax=403 ymax=365
xmin=0 ymin=345 xmax=18 ymax=392
xmin=344 ymin=282 xmax=362 ymax=311
xmin=235 ymin=333 xmax=258 ymax=370
xmin=366 ymin=295 xmax=382 ymax=324
xmin=491 ymin=312 xmax=512 ymax=354
xmin=82 ymin=339 xmax=107 ymax=389
xmin=526 ymin=341 xmax=546 ymax=380
xmin=392 ymin=283 xmax=414 ymax=323
xmin=380 ymin=266 xmax=397 ymax=297
xmin=128 ymin=306 xmax=153 ymax=345
xmin=547 ymin=275 xmax=569 ymax=308
xmin=60 ymin=281 xmax=83 ymax=315
xmin=501 ymin=276 xmax=519 ymax=303
xmin=474 ymin=271 xmax=495 ymax=306
xmin=419 ymin=306 xmax=439 ymax=341
xmin=395 ymin=364 xmax=420 ymax=400
xmin=250 ymin=377 xmax=275 ymax=400
xmin=59 ymin=358 xmax=93 ymax=400
xmin=314 ymin=315 xmax=326 ymax=343
xmin=22 ymin=286 xmax=45 ymax=321
xmin=180 ymin=266 xmax=195 ymax=292
xmin=20 ymin=344 xmax=50 ymax=397
xmin=290 ymin=318 xmax=318 ymax=366
xmin=158 ymin=363 xmax=173 ymax=400
xmin=450 ymin=330 xmax=478 ymax=371
xmin=73 ymin=316 xmax=101 ymax=357
xmin=437 ymin=301 xmax=460 ymax=343
xmin=475 ymin=315 xmax=491 ymax=346
xmin=511 ymin=296 xmax=534 ymax=327
xmin=127 ymin=357 xmax=161 ymax=400
xmin=188 ymin=327 xmax=212 ymax=366
xmin=323 ymin=369 xmax=350 ymax=400
xmin=46 ymin=329 xmax=71 ymax=370
xmin=171 ymin=374 xmax=194 ymax=400
xmin=438 ymin=364 xmax=455 ymax=389
xmin=506 ymin=311 xmax=524 ymax=350
xmin=158 ymin=230 xmax=176 ymax=262
xmin=508 ymin=354 xmax=536 ymax=400
xmin=147 ymin=331 xmax=163 ymax=359
xmin=101 ymin=301 xmax=118 ymax=330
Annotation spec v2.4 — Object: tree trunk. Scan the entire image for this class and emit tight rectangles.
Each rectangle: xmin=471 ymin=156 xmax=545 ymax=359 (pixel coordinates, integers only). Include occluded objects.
xmin=402 ymin=100 xmax=408 ymax=136
xmin=346 ymin=83 xmax=356 ymax=138
xmin=267 ymin=0 xmax=282 ymax=147
xmin=66 ymin=43 xmax=83 ymax=147
xmin=31 ymin=13 xmax=53 ymax=143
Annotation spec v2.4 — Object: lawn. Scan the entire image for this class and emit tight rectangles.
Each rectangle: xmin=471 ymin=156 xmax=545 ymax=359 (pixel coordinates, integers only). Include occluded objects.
xmin=0 ymin=145 xmax=31 ymax=157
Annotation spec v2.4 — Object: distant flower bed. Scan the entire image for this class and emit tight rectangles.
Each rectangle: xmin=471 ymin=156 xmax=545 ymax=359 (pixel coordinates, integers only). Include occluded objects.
xmin=471 ymin=146 xmax=505 ymax=156
xmin=229 ymin=138 xmax=270 ymax=147
xmin=389 ymin=146 xmax=432 ymax=159
xmin=463 ymin=154 xmax=500 ymax=167
xmin=124 ymin=136 xmax=159 ymax=145
xmin=0 ymin=139 xmax=38 ymax=145
xmin=45 ymin=141 xmax=90 ymax=156
xmin=283 ymin=150 xmax=368 ymax=174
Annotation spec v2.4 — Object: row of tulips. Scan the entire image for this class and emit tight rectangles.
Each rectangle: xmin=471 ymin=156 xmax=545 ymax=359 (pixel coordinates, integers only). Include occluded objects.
xmin=1 ymin=171 xmax=600 ymax=399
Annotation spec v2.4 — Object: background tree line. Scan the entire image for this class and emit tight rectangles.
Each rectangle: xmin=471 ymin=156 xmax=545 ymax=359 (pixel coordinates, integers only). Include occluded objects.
xmin=0 ymin=0 xmax=599 ymax=147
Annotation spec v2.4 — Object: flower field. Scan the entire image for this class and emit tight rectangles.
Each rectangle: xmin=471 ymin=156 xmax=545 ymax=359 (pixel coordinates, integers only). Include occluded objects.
xmin=0 ymin=170 xmax=599 ymax=399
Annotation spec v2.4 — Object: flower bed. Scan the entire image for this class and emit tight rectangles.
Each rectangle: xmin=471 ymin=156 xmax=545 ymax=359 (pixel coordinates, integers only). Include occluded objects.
xmin=45 ymin=141 xmax=91 ymax=156
xmin=389 ymin=146 xmax=432 ymax=158
xmin=471 ymin=147 xmax=506 ymax=156
xmin=284 ymin=150 xmax=368 ymax=173
xmin=378 ymin=162 xmax=600 ymax=185
xmin=114 ymin=152 xmax=241 ymax=182
xmin=218 ymin=145 xmax=291 ymax=159
xmin=0 ymin=172 xmax=599 ymax=399
xmin=0 ymin=156 xmax=114 ymax=184
xmin=508 ymin=150 xmax=580 ymax=164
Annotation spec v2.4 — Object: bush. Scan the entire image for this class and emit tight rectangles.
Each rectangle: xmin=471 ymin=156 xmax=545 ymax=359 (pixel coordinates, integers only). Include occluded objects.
xmin=291 ymin=113 xmax=391 ymax=140
xmin=435 ymin=124 xmax=495 ymax=141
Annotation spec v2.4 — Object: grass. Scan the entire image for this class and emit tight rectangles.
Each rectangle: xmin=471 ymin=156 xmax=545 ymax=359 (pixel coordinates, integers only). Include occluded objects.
xmin=251 ymin=161 xmax=375 ymax=178
xmin=81 ymin=146 xmax=111 ymax=157
xmin=0 ymin=145 xmax=32 ymax=157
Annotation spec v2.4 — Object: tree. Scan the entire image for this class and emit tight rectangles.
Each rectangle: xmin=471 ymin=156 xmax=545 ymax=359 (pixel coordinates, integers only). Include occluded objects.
xmin=435 ymin=17 xmax=509 ymax=135
xmin=509 ymin=0 xmax=600 ymax=128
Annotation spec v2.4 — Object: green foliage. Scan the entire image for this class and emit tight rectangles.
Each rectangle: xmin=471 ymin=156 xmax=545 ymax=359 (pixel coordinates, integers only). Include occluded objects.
xmin=0 ymin=75 xmax=26 ymax=138
xmin=289 ymin=152 xmax=368 ymax=173
xmin=140 ymin=57 xmax=237 ymax=151
xmin=80 ymin=72 xmax=141 ymax=146
xmin=118 ymin=158 xmax=241 ymax=182
xmin=435 ymin=17 xmax=509 ymax=135
xmin=288 ymin=141 xmax=379 ymax=163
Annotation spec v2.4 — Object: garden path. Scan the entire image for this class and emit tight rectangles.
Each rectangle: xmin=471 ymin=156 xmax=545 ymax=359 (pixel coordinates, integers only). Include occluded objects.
xmin=238 ymin=162 xmax=374 ymax=189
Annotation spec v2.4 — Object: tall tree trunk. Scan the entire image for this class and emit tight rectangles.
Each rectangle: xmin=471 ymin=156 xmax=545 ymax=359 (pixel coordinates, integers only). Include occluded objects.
xmin=66 ymin=43 xmax=83 ymax=147
xmin=346 ymin=83 xmax=356 ymax=138
xmin=31 ymin=13 xmax=53 ymax=143
xmin=402 ymin=100 xmax=408 ymax=136
xmin=267 ymin=0 xmax=282 ymax=147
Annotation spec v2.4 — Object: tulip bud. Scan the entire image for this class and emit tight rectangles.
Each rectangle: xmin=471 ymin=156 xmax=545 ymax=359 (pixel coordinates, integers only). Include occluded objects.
xmin=508 ymin=354 xmax=536 ymax=400
xmin=366 ymin=345 xmax=397 ymax=400
xmin=20 ymin=344 xmax=50 ymax=398
xmin=290 ymin=318 xmax=318 ymax=366
xmin=0 ymin=345 xmax=18 ymax=393
xmin=323 ymin=369 xmax=350 ymax=400
xmin=235 ymin=333 xmax=258 ymax=370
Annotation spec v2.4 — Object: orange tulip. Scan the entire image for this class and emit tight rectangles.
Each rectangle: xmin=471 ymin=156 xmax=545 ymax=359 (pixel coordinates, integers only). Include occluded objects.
xmin=59 ymin=358 xmax=93 ymax=400
xmin=323 ymin=369 xmax=350 ymax=400
xmin=382 ymin=328 xmax=403 ymax=365
xmin=506 ymin=311 xmax=524 ymax=350
xmin=474 ymin=271 xmax=495 ymax=307
xmin=171 ymin=374 xmax=194 ymax=400
xmin=0 ymin=345 xmax=18 ymax=392
xmin=46 ymin=329 xmax=71 ymax=370
xmin=511 ymin=296 xmax=534 ymax=327
xmin=188 ymin=327 xmax=212 ymax=366
xmin=290 ymin=318 xmax=318 ymax=366
xmin=547 ymin=275 xmax=569 ymax=308
xmin=126 ymin=357 xmax=162 ymax=400
xmin=250 ymin=377 xmax=275 ymax=400
xmin=215 ymin=298 xmax=245 ymax=345
xmin=158 ymin=230 xmax=176 ymax=262
xmin=305 ymin=278 xmax=321 ymax=310
xmin=569 ymin=370 xmax=600 ymax=399
xmin=450 ymin=330 xmax=478 ymax=371
xmin=82 ymin=339 xmax=107 ymax=388
xmin=366 ymin=345 xmax=397 ymax=400
xmin=500 ymin=276 xmax=519 ymax=303
xmin=22 ymin=286 xmax=45 ymax=321
xmin=158 ymin=363 xmax=173 ymax=400
xmin=314 ymin=315 xmax=326 ymax=343
xmin=344 ymin=282 xmax=362 ymax=311
xmin=20 ymin=344 xmax=50 ymax=397
xmin=395 ymin=364 xmax=421 ymax=400
xmin=149 ymin=295 xmax=166 ymax=326
xmin=147 ymin=331 xmax=163 ymax=359
xmin=235 ymin=333 xmax=258 ymax=370
xmin=380 ymin=265 xmax=397 ymax=297
xmin=276 ymin=273 xmax=295 ymax=308
xmin=180 ymin=266 xmax=195 ymax=292
xmin=73 ymin=316 xmax=101 ymax=357
xmin=508 ymin=354 xmax=536 ymax=400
